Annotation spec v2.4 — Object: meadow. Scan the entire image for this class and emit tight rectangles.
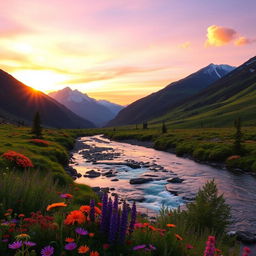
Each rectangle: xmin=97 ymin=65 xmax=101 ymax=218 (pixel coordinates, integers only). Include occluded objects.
xmin=0 ymin=124 xmax=251 ymax=255
xmin=102 ymin=125 xmax=256 ymax=173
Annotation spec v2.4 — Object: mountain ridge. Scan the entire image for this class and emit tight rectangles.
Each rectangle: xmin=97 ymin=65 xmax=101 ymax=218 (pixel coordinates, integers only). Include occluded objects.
xmin=107 ymin=63 xmax=235 ymax=126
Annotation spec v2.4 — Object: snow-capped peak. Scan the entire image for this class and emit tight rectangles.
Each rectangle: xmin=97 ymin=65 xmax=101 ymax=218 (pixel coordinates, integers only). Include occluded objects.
xmin=204 ymin=64 xmax=235 ymax=78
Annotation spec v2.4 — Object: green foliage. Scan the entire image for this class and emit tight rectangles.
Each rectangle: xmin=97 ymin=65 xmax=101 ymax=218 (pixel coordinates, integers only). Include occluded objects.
xmin=186 ymin=180 xmax=231 ymax=235
xmin=234 ymin=117 xmax=243 ymax=154
xmin=0 ymin=170 xmax=61 ymax=215
xmin=31 ymin=111 xmax=42 ymax=138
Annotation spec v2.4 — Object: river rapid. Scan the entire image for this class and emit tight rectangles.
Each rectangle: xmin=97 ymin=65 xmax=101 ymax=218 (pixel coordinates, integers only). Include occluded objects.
xmin=70 ymin=135 xmax=256 ymax=233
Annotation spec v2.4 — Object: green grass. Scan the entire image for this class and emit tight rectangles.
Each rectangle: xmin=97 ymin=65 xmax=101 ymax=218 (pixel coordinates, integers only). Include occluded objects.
xmin=101 ymin=125 xmax=256 ymax=172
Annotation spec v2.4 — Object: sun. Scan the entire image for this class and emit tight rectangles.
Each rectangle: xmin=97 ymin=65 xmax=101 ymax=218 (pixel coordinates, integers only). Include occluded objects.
xmin=11 ymin=70 xmax=68 ymax=92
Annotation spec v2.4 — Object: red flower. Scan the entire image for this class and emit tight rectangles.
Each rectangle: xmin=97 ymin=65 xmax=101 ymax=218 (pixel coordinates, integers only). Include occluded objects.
xmin=2 ymin=151 xmax=34 ymax=168
xmin=30 ymin=139 xmax=50 ymax=146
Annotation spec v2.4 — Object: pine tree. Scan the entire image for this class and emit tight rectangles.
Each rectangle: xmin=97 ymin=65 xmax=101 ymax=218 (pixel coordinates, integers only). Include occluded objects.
xmin=162 ymin=122 xmax=167 ymax=133
xmin=186 ymin=180 xmax=231 ymax=234
xmin=31 ymin=111 xmax=42 ymax=138
xmin=234 ymin=117 xmax=242 ymax=154
xmin=142 ymin=121 xmax=148 ymax=129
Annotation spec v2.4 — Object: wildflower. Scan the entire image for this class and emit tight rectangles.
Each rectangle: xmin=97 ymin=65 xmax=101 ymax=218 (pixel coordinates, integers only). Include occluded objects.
xmin=89 ymin=233 xmax=95 ymax=237
xmin=65 ymin=242 xmax=77 ymax=251
xmin=46 ymin=202 xmax=67 ymax=211
xmin=129 ymin=201 xmax=136 ymax=234
xmin=108 ymin=196 xmax=119 ymax=243
xmin=100 ymin=193 xmax=108 ymax=233
xmin=16 ymin=233 xmax=30 ymax=240
xmin=242 ymin=247 xmax=251 ymax=256
xmin=60 ymin=193 xmax=73 ymax=199
xmin=203 ymin=236 xmax=215 ymax=256
xmin=186 ymin=244 xmax=194 ymax=249
xmin=65 ymin=237 xmax=75 ymax=243
xmin=90 ymin=251 xmax=100 ymax=256
xmin=175 ymin=234 xmax=183 ymax=241
xmin=80 ymin=205 xmax=91 ymax=213
xmin=89 ymin=199 xmax=95 ymax=222
xmin=78 ymin=245 xmax=90 ymax=254
xmin=119 ymin=201 xmax=128 ymax=243
xmin=75 ymin=227 xmax=88 ymax=236
xmin=64 ymin=210 xmax=86 ymax=225
xmin=133 ymin=244 xmax=146 ymax=251
xmin=41 ymin=245 xmax=54 ymax=256
xmin=24 ymin=241 xmax=36 ymax=247
xmin=8 ymin=241 xmax=23 ymax=249
xmin=18 ymin=214 xmax=25 ymax=218
xmin=30 ymin=139 xmax=50 ymax=146
xmin=103 ymin=244 xmax=110 ymax=250
xmin=166 ymin=224 xmax=176 ymax=228
xmin=2 ymin=151 xmax=34 ymax=168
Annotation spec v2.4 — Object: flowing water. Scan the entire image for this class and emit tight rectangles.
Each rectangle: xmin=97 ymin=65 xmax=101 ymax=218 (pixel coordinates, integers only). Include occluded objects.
xmin=70 ymin=135 xmax=256 ymax=232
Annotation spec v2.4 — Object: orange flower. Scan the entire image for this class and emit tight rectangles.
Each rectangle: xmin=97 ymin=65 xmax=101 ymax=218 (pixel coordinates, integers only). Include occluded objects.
xmin=90 ymin=251 xmax=100 ymax=256
xmin=175 ymin=234 xmax=183 ymax=241
xmin=89 ymin=233 xmax=95 ymax=237
xmin=97 ymin=203 xmax=103 ymax=207
xmin=46 ymin=202 xmax=67 ymax=211
xmin=166 ymin=224 xmax=176 ymax=228
xmin=65 ymin=237 xmax=75 ymax=243
xmin=148 ymin=225 xmax=157 ymax=231
xmin=78 ymin=245 xmax=90 ymax=254
xmin=94 ymin=207 xmax=102 ymax=215
xmin=80 ymin=205 xmax=90 ymax=213
xmin=64 ymin=210 xmax=86 ymax=225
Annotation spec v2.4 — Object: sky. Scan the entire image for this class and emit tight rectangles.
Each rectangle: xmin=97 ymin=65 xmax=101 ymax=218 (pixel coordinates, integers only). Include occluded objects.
xmin=0 ymin=0 xmax=255 ymax=105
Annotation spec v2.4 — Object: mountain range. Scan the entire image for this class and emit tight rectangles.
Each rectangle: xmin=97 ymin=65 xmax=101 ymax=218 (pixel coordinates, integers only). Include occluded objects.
xmin=108 ymin=64 xmax=235 ymax=126
xmin=0 ymin=70 xmax=94 ymax=128
xmin=49 ymin=87 xmax=124 ymax=127
xmin=151 ymin=56 xmax=256 ymax=128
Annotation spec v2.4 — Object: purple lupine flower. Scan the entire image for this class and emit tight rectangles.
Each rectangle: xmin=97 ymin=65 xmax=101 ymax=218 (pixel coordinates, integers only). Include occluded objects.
xmin=8 ymin=241 xmax=22 ymax=249
xmin=41 ymin=245 xmax=54 ymax=256
xmin=108 ymin=196 xmax=119 ymax=243
xmin=24 ymin=241 xmax=36 ymax=247
xmin=133 ymin=244 xmax=146 ymax=251
xmin=89 ymin=199 xmax=95 ymax=222
xmin=2 ymin=239 xmax=9 ymax=243
xmin=65 ymin=242 xmax=77 ymax=251
xmin=106 ymin=198 xmax=113 ymax=231
xmin=119 ymin=201 xmax=128 ymax=243
xmin=129 ymin=201 xmax=136 ymax=233
xmin=203 ymin=236 xmax=215 ymax=256
xmin=100 ymin=193 xmax=108 ymax=233
xmin=75 ymin=227 xmax=88 ymax=236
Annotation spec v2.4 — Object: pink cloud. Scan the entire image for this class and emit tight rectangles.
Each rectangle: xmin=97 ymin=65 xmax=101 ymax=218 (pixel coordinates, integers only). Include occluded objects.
xmin=234 ymin=36 xmax=256 ymax=46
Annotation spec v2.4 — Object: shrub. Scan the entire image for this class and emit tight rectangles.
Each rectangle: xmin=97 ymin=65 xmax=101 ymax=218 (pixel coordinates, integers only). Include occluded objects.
xmin=186 ymin=180 xmax=231 ymax=235
xmin=1 ymin=150 xmax=34 ymax=168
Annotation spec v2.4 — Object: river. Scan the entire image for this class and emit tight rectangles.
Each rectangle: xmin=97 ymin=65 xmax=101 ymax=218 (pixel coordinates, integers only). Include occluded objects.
xmin=70 ymin=135 xmax=256 ymax=233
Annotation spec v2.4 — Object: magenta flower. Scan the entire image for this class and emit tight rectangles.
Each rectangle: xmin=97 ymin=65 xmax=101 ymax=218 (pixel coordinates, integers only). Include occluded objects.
xmin=8 ymin=241 xmax=22 ymax=249
xmin=133 ymin=244 xmax=146 ymax=251
xmin=65 ymin=242 xmax=77 ymax=251
xmin=41 ymin=245 xmax=54 ymax=256
xmin=75 ymin=227 xmax=88 ymax=236
xmin=24 ymin=241 xmax=36 ymax=247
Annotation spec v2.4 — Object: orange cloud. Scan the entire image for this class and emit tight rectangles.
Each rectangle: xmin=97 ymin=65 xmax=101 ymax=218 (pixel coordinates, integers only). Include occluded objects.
xmin=234 ymin=36 xmax=256 ymax=46
xmin=205 ymin=25 xmax=237 ymax=46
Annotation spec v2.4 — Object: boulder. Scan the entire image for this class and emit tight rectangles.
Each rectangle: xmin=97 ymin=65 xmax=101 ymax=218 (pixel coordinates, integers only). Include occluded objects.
xmin=167 ymin=177 xmax=184 ymax=183
xmin=129 ymin=178 xmax=153 ymax=184
xmin=111 ymin=178 xmax=119 ymax=182
xmin=236 ymin=231 xmax=256 ymax=244
xmin=85 ymin=170 xmax=101 ymax=178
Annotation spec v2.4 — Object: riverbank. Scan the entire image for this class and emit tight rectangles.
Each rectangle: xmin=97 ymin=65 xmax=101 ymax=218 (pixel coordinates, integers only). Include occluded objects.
xmin=101 ymin=126 xmax=256 ymax=174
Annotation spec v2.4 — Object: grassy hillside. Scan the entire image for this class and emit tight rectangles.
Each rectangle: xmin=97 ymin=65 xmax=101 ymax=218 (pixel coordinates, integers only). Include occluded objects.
xmin=151 ymin=57 xmax=256 ymax=128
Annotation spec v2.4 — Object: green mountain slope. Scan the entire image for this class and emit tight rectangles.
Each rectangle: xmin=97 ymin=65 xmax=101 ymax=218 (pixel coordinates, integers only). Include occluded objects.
xmin=152 ymin=56 xmax=256 ymax=128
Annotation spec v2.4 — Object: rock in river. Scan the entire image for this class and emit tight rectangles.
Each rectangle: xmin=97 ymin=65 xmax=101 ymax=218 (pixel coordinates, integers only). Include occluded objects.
xmin=236 ymin=231 xmax=256 ymax=244
xmin=85 ymin=170 xmax=101 ymax=178
xmin=167 ymin=177 xmax=184 ymax=183
xmin=129 ymin=178 xmax=153 ymax=184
